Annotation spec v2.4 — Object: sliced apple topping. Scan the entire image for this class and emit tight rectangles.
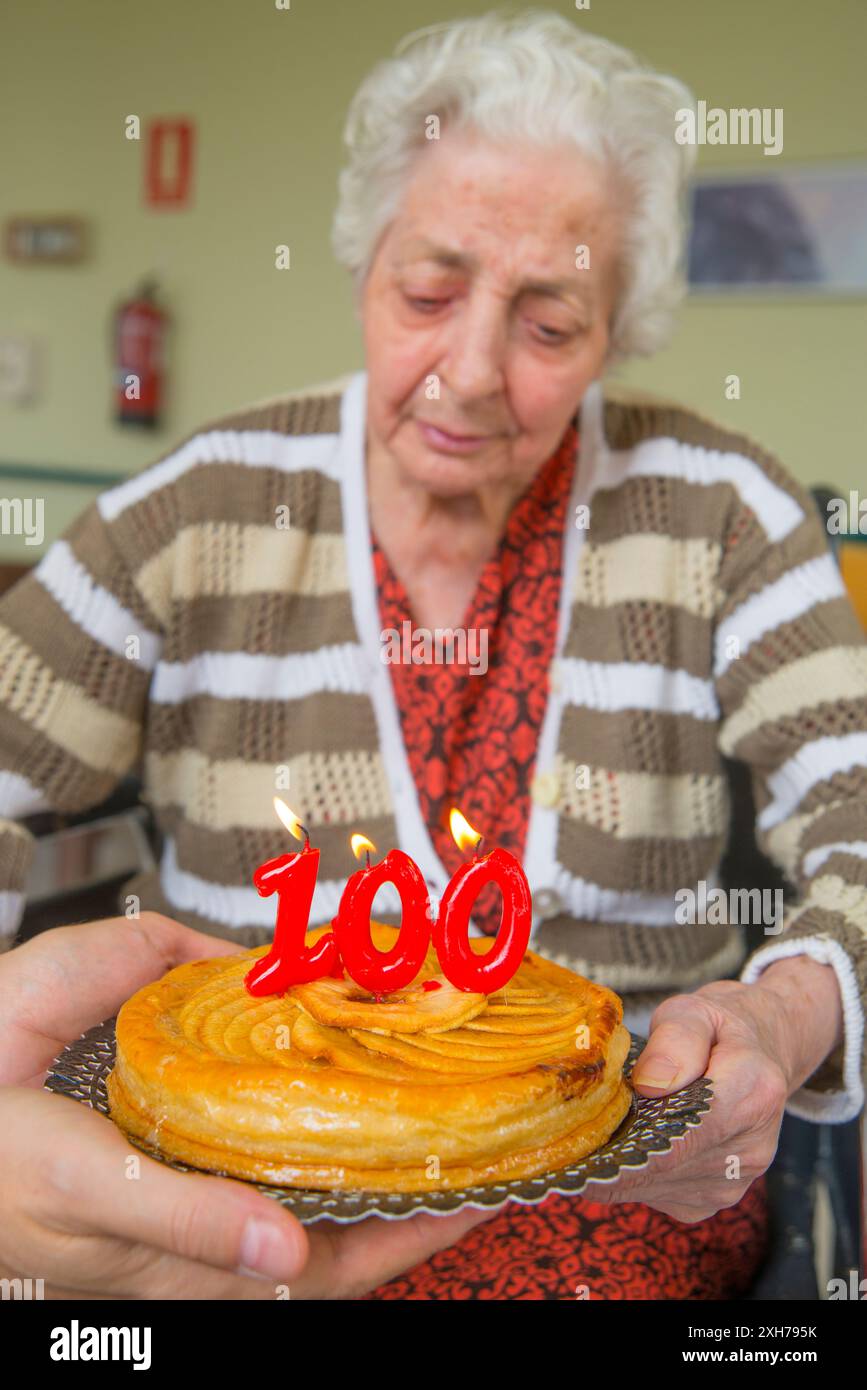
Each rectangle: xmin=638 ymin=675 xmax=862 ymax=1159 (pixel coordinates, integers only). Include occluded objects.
xmin=291 ymin=973 xmax=487 ymax=1034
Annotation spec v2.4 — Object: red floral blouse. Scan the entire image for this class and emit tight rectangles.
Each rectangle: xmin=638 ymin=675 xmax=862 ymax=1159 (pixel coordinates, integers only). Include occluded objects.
xmin=373 ymin=424 xmax=579 ymax=935
xmin=364 ymin=424 xmax=769 ymax=1300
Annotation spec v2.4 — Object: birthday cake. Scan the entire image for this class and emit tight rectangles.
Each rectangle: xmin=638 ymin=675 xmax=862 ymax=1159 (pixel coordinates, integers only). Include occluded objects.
xmin=107 ymin=922 xmax=632 ymax=1192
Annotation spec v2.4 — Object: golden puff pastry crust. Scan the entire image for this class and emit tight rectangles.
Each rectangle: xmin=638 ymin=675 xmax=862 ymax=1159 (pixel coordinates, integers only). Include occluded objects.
xmin=107 ymin=922 xmax=632 ymax=1192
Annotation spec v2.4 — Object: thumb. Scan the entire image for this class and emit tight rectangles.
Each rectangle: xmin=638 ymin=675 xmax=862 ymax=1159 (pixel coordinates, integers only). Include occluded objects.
xmin=631 ymin=995 xmax=716 ymax=1096
xmin=6 ymin=1088 xmax=308 ymax=1284
xmin=2 ymin=913 xmax=244 ymax=1086
xmin=12 ymin=911 xmax=242 ymax=1017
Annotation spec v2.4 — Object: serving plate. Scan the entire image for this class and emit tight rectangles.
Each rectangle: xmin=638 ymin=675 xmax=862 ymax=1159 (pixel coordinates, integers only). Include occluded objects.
xmin=45 ymin=1022 xmax=711 ymax=1224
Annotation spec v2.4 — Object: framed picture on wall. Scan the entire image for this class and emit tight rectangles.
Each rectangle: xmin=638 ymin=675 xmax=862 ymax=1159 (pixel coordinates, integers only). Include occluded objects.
xmin=687 ymin=162 xmax=867 ymax=294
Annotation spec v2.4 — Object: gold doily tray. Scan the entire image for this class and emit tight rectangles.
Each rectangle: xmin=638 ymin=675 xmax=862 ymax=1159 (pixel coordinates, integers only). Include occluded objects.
xmin=45 ymin=1020 xmax=711 ymax=1225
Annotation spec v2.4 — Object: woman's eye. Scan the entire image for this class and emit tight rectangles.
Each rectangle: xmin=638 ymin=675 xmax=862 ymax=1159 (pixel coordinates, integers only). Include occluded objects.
xmin=532 ymin=322 xmax=570 ymax=343
xmin=407 ymin=296 xmax=448 ymax=312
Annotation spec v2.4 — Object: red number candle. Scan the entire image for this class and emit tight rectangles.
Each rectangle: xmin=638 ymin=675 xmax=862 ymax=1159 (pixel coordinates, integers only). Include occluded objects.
xmin=432 ymin=807 xmax=532 ymax=993
xmin=334 ymin=834 xmax=431 ymax=998
xmin=245 ymin=798 xmax=339 ymax=996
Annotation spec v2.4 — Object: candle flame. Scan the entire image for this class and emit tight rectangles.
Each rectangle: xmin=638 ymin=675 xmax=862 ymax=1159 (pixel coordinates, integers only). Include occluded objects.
xmin=449 ymin=806 xmax=482 ymax=853
xmin=273 ymin=797 xmax=305 ymax=841
xmin=351 ymin=833 xmax=377 ymax=860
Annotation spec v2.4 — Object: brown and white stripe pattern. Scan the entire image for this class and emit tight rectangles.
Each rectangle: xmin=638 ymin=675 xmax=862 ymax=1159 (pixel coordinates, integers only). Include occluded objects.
xmin=0 ymin=373 xmax=866 ymax=1121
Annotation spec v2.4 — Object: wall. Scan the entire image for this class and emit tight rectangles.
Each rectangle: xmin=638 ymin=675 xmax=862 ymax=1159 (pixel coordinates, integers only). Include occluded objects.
xmin=1 ymin=0 xmax=865 ymax=559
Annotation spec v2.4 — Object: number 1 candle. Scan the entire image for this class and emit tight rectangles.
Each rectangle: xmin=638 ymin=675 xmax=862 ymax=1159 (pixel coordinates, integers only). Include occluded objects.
xmin=244 ymin=798 xmax=339 ymax=996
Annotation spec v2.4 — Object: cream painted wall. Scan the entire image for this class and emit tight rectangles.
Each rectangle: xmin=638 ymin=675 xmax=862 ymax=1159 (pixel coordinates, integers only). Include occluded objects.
xmin=1 ymin=0 xmax=865 ymax=560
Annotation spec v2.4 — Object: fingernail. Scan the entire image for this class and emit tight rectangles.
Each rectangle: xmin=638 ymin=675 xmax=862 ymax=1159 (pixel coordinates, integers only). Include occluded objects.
xmin=238 ymin=1217 xmax=303 ymax=1281
xmin=633 ymin=1058 xmax=680 ymax=1089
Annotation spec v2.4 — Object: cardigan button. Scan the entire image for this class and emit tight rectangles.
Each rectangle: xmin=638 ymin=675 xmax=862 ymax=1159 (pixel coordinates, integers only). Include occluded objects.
xmin=531 ymin=770 xmax=561 ymax=808
xmin=534 ymin=887 xmax=564 ymax=920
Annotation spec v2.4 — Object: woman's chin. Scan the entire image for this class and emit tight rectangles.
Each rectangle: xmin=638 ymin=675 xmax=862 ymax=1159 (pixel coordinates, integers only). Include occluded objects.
xmin=397 ymin=442 xmax=515 ymax=495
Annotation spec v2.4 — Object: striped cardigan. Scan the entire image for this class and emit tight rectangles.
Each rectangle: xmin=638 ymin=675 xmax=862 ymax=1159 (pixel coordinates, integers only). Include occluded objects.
xmin=1 ymin=370 xmax=866 ymax=1124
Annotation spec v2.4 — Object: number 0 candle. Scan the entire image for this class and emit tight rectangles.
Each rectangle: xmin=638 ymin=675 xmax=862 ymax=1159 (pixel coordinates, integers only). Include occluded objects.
xmin=432 ymin=807 xmax=532 ymax=993
xmin=334 ymin=834 xmax=431 ymax=997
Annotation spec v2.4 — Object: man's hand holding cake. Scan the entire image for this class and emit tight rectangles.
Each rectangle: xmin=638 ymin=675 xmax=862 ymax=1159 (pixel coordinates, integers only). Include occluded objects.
xmin=4 ymin=798 xmax=839 ymax=1303
xmin=0 ymin=914 xmax=495 ymax=1299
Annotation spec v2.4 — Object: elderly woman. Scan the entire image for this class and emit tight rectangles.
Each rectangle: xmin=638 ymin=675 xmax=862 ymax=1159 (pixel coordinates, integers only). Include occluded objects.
xmin=1 ymin=12 xmax=865 ymax=1301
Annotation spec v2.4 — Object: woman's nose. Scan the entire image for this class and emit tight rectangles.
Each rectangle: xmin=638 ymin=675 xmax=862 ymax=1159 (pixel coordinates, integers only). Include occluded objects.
xmin=440 ymin=298 xmax=508 ymax=402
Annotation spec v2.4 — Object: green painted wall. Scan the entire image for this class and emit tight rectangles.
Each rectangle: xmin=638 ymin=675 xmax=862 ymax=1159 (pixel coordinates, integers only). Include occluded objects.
xmin=1 ymin=0 xmax=864 ymax=560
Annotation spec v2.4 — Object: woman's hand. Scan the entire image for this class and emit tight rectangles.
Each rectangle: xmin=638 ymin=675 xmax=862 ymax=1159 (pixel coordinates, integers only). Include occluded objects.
xmin=581 ymin=954 xmax=845 ymax=1222
xmin=0 ymin=912 xmax=495 ymax=1298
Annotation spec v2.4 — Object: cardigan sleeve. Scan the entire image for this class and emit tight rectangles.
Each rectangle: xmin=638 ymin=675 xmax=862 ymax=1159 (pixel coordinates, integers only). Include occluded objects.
xmin=0 ymin=494 xmax=166 ymax=951
xmin=712 ymin=458 xmax=867 ymax=1123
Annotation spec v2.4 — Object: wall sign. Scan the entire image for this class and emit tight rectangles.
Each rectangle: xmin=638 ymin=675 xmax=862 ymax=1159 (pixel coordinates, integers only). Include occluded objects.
xmin=145 ymin=118 xmax=195 ymax=208
xmin=4 ymin=217 xmax=87 ymax=264
xmin=0 ymin=337 xmax=39 ymax=402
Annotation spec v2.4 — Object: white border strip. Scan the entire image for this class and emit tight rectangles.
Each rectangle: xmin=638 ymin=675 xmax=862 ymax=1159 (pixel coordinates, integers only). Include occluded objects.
xmin=758 ymin=732 xmax=867 ymax=830
xmin=98 ymin=429 xmax=343 ymax=522
xmin=0 ymin=770 xmax=53 ymax=818
xmin=159 ymin=835 xmax=396 ymax=930
xmin=602 ymin=435 xmax=804 ymax=543
xmin=740 ymin=935 xmax=865 ymax=1122
xmin=714 ymin=553 xmax=844 ymax=678
xmin=35 ymin=541 xmax=161 ymax=668
xmin=803 ymin=840 xmax=867 ymax=879
xmin=150 ymin=642 xmax=369 ymax=704
xmin=0 ymin=889 xmax=25 ymax=939
xmin=558 ymin=657 xmax=719 ymax=719
xmin=549 ymin=862 xmax=723 ymax=926
xmin=524 ymin=381 xmax=603 ymax=933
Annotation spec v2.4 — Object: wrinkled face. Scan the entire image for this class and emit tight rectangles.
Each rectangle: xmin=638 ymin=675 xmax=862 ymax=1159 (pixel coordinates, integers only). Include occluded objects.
xmin=361 ymin=127 xmax=623 ymax=496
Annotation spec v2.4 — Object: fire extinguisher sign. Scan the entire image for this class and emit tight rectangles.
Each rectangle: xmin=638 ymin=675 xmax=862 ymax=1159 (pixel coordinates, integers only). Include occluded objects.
xmin=145 ymin=118 xmax=195 ymax=207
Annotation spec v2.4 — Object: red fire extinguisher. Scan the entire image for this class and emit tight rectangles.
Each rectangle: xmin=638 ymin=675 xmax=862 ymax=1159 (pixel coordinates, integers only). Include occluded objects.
xmin=112 ymin=279 xmax=168 ymax=428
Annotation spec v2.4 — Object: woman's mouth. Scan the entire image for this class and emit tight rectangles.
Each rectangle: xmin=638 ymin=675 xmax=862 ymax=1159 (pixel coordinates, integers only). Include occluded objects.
xmin=417 ymin=420 xmax=497 ymax=454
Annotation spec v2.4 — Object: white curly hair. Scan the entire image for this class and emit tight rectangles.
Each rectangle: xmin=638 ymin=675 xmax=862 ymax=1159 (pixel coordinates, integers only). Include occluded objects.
xmin=330 ymin=9 xmax=697 ymax=364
